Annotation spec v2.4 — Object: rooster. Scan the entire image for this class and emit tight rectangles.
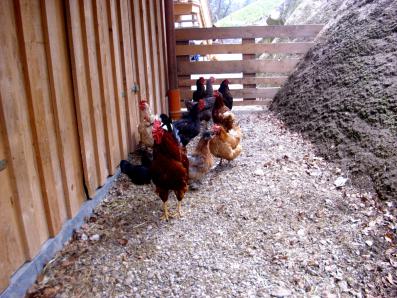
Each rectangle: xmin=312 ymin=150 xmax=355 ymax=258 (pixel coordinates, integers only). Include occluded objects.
xmin=138 ymin=100 xmax=155 ymax=148
xmin=188 ymin=131 xmax=214 ymax=188
xmin=209 ymin=124 xmax=242 ymax=165
xmin=218 ymin=79 xmax=233 ymax=110
xmin=173 ymin=99 xmax=205 ymax=147
xmin=192 ymin=77 xmax=206 ymax=102
xmin=150 ymin=119 xmax=189 ymax=220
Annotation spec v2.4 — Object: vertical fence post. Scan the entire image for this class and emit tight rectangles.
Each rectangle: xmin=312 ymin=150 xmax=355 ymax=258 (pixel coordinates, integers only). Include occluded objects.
xmin=242 ymin=37 xmax=256 ymax=101
xmin=164 ymin=0 xmax=181 ymax=119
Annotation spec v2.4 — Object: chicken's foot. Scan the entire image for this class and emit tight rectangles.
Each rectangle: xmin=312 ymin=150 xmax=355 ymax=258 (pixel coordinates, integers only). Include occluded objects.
xmin=171 ymin=201 xmax=183 ymax=218
xmin=160 ymin=202 xmax=170 ymax=221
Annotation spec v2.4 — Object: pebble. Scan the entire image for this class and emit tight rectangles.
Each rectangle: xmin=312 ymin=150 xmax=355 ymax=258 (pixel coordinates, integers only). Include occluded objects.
xmin=271 ymin=287 xmax=292 ymax=297
xmin=90 ymin=234 xmax=100 ymax=241
xmin=26 ymin=109 xmax=395 ymax=298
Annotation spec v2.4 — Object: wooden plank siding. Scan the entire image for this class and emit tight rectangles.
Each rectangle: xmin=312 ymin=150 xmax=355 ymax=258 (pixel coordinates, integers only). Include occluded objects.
xmin=41 ymin=0 xmax=86 ymax=218
xmin=0 ymin=0 xmax=168 ymax=292
xmin=80 ymin=0 xmax=109 ymax=185
xmin=119 ymin=0 xmax=139 ymax=151
xmin=147 ymin=0 xmax=162 ymax=113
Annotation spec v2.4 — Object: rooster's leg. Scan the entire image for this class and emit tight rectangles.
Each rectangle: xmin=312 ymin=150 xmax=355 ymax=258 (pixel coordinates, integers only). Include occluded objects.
xmin=219 ymin=158 xmax=223 ymax=166
xmin=176 ymin=201 xmax=182 ymax=217
xmin=160 ymin=202 xmax=170 ymax=221
xmin=170 ymin=201 xmax=183 ymax=218
xmin=159 ymin=190 xmax=170 ymax=221
xmin=171 ymin=190 xmax=185 ymax=218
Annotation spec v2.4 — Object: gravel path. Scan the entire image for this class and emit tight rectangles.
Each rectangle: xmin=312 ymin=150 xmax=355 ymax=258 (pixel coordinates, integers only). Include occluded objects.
xmin=28 ymin=108 xmax=396 ymax=297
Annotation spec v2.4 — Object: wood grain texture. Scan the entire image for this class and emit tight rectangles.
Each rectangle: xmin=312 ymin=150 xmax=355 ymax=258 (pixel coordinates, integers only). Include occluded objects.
xmin=176 ymin=42 xmax=314 ymax=55
xmin=154 ymin=0 xmax=167 ymax=112
xmin=1 ymin=0 xmax=49 ymax=258
xmin=66 ymin=0 xmax=98 ymax=196
xmin=147 ymin=0 xmax=162 ymax=114
xmin=41 ymin=0 xmax=86 ymax=217
xmin=93 ymin=0 xmax=120 ymax=174
xmin=19 ymin=0 xmax=67 ymax=236
xmin=108 ymin=0 xmax=128 ymax=159
xmin=131 ymin=0 xmax=148 ymax=101
xmin=176 ymin=24 xmax=324 ymax=40
xmin=80 ymin=0 xmax=109 ymax=185
xmin=0 ymin=96 xmax=27 ymax=292
xmin=119 ymin=0 xmax=139 ymax=152
xmin=178 ymin=76 xmax=288 ymax=87
xmin=180 ymin=87 xmax=280 ymax=100
xmin=177 ymin=59 xmax=299 ymax=75
xmin=138 ymin=0 xmax=155 ymax=110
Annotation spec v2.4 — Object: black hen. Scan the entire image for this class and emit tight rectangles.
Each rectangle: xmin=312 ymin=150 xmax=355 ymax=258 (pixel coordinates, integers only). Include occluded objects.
xmin=192 ymin=77 xmax=206 ymax=102
xmin=120 ymin=153 xmax=152 ymax=185
xmin=218 ymin=79 xmax=233 ymax=110
xmin=205 ymin=77 xmax=215 ymax=98
xmin=173 ymin=100 xmax=204 ymax=147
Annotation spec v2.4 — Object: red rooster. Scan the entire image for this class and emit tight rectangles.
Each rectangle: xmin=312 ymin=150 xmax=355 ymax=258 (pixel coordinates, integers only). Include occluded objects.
xmin=150 ymin=119 xmax=189 ymax=221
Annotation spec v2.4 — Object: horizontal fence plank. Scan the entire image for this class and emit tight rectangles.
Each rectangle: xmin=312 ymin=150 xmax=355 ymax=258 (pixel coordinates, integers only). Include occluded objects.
xmin=176 ymin=25 xmax=324 ymax=41
xmin=178 ymin=76 xmax=288 ymax=87
xmin=176 ymin=42 xmax=314 ymax=55
xmin=233 ymin=99 xmax=272 ymax=106
xmin=178 ymin=59 xmax=299 ymax=75
xmin=180 ymin=87 xmax=280 ymax=99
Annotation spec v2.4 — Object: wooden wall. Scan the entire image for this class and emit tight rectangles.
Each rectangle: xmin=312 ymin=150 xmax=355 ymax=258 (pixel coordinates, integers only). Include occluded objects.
xmin=0 ymin=0 xmax=167 ymax=292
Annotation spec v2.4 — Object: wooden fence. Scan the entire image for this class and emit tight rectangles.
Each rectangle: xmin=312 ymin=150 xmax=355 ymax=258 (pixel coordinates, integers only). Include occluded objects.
xmin=175 ymin=24 xmax=323 ymax=104
xmin=0 ymin=0 xmax=167 ymax=292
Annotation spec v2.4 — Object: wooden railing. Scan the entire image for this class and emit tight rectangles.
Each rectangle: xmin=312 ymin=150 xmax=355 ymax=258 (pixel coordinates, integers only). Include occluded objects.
xmin=176 ymin=24 xmax=323 ymax=105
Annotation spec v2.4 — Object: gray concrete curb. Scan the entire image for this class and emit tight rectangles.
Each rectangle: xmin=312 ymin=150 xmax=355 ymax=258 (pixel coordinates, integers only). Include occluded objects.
xmin=1 ymin=170 xmax=120 ymax=298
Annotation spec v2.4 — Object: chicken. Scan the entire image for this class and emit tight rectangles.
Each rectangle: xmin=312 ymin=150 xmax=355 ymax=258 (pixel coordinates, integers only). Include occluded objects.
xmin=209 ymin=124 xmax=242 ymax=165
xmin=185 ymin=96 xmax=214 ymax=128
xmin=150 ymin=119 xmax=189 ymax=220
xmin=173 ymin=99 xmax=205 ymax=147
xmin=138 ymin=100 xmax=155 ymax=148
xmin=212 ymin=91 xmax=230 ymax=127
xmin=192 ymin=77 xmax=206 ymax=102
xmin=205 ymin=76 xmax=215 ymax=98
xmin=221 ymin=112 xmax=242 ymax=145
xmin=120 ymin=149 xmax=152 ymax=185
xmin=218 ymin=79 xmax=233 ymax=110
xmin=188 ymin=131 xmax=214 ymax=186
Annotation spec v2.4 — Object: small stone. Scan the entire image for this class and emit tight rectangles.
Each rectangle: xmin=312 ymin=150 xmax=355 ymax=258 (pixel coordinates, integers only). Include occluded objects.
xmin=254 ymin=169 xmax=265 ymax=176
xmin=90 ymin=234 xmax=100 ymax=241
xmin=338 ymin=280 xmax=349 ymax=292
xmin=365 ymin=240 xmax=373 ymax=246
xmin=297 ymin=229 xmax=305 ymax=237
xmin=334 ymin=177 xmax=348 ymax=187
xmin=271 ymin=287 xmax=292 ymax=297
xmin=81 ymin=233 xmax=88 ymax=241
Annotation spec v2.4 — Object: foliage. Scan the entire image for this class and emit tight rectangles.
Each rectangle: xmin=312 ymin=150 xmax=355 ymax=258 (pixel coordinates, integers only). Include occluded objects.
xmin=215 ymin=0 xmax=283 ymax=27
xmin=208 ymin=0 xmax=256 ymax=23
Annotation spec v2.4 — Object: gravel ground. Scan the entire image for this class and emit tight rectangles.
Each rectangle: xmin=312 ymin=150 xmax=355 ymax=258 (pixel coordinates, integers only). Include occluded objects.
xmin=28 ymin=108 xmax=397 ymax=297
